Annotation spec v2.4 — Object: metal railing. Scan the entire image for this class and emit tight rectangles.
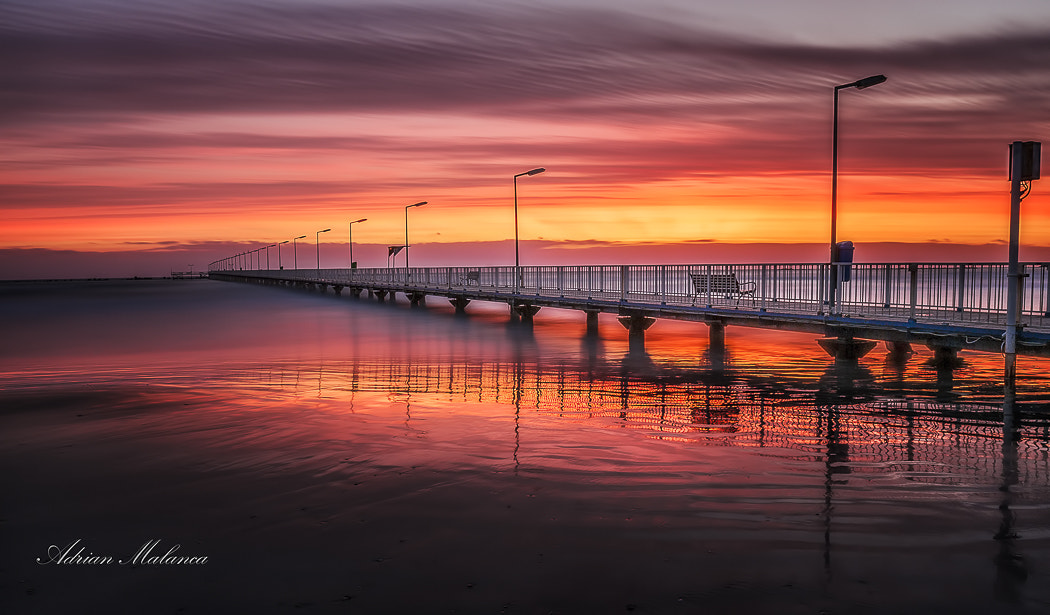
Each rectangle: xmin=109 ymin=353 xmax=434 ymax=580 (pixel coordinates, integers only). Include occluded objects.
xmin=210 ymin=262 xmax=1050 ymax=330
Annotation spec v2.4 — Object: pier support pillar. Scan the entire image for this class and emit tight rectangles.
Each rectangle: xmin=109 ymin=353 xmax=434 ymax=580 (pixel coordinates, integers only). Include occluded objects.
xmin=409 ymin=292 xmax=426 ymax=307
xmin=585 ymin=310 xmax=600 ymax=336
xmin=707 ymin=321 xmax=726 ymax=354
xmin=926 ymin=343 xmax=963 ymax=368
xmin=347 ymin=287 xmax=362 ymax=299
xmin=513 ymin=303 xmax=541 ymax=322
xmin=619 ymin=314 xmax=656 ymax=354
xmin=450 ymin=296 xmax=471 ymax=313
xmin=885 ymin=341 xmax=914 ymax=361
xmin=817 ymin=337 xmax=877 ymax=361
xmin=374 ymin=290 xmax=388 ymax=302
xmin=333 ymin=285 xmax=343 ymax=296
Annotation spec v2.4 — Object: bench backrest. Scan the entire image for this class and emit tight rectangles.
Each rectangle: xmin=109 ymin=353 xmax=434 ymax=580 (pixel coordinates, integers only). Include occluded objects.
xmin=689 ymin=273 xmax=740 ymax=294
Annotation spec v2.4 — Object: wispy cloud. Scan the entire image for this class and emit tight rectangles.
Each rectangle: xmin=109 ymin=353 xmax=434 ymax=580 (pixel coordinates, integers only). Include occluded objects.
xmin=3 ymin=1 xmax=1047 ymax=131
xmin=2 ymin=0 xmax=1048 ymax=263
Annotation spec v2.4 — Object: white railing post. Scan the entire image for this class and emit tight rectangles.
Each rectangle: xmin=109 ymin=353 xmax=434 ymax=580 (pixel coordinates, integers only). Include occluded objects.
xmin=908 ymin=264 xmax=919 ymax=322
xmin=660 ymin=265 xmax=667 ymax=305
xmin=760 ymin=265 xmax=767 ymax=312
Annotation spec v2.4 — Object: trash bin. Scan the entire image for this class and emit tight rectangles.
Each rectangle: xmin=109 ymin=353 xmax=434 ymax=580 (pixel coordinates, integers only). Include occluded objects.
xmin=836 ymin=241 xmax=854 ymax=282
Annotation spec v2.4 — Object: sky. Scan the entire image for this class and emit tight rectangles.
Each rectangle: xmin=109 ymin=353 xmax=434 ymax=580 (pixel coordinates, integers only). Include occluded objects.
xmin=2 ymin=0 xmax=1049 ymax=278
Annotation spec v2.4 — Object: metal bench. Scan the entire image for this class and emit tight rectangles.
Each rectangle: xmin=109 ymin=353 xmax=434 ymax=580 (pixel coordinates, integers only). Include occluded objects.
xmin=462 ymin=270 xmax=481 ymax=285
xmin=689 ymin=272 xmax=756 ymax=305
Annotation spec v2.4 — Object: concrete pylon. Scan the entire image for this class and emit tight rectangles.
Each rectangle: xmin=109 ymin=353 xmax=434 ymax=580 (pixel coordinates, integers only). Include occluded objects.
xmin=585 ymin=310 xmax=600 ymax=336
xmin=707 ymin=321 xmax=726 ymax=354
xmin=619 ymin=314 xmax=656 ymax=355
xmin=817 ymin=337 xmax=877 ymax=360
xmin=449 ymin=296 xmax=471 ymax=313
xmin=513 ymin=303 xmax=541 ymax=322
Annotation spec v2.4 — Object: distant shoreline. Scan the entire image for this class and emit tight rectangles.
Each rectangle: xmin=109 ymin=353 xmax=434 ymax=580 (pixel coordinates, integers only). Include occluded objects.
xmin=0 ymin=276 xmax=208 ymax=284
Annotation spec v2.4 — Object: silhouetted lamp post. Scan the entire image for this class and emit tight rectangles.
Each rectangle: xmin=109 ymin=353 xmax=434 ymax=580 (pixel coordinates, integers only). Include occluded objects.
xmin=292 ymin=234 xmax=306 ymax=270
xmin=277 ymin=240 xmax=289 ymax=270
xmin=830 ymin=74 xmax=886 ymax=309
xmin=265 ymin=243 xmax=276 ymax=270
xmin=316 ymin=228 xmax=331 ymax=275
xmin=405 ymin=201 xmax=427 ymax=270
xmin=514 ymin=167 xmax=545 ymax=289
xmin=349 ymin=218 xmax=367 ymax=269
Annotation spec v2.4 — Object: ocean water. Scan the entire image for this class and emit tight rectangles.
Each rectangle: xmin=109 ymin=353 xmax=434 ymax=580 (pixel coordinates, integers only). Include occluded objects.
xmin=2 ymin=278 xmax=1050 ymax=614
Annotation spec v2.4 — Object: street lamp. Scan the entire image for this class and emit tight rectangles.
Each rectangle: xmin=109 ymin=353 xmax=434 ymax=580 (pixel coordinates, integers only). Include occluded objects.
xmin=316 ymin=228 xmax=331 ymax=275
xmin=265 ymin=243 xmax=276 ymax=270
xmin=514 ymin=168 xmax=546 ymax=288
xmin=404 ymin=201 xmax=427 ymax=270
xmin=276 ymin=240 xmax=289 ymax=270
xmin=830 ymin=74 xmax=886 ymax=309
xmin=349 ymin=218 xmax=367 ymax=269
xmin=292 ymin=235 xmax=306 ymax=270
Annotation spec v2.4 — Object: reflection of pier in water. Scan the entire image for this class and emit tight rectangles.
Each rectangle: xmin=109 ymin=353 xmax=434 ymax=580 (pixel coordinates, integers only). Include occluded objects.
xmin=258 ymin=358 xmax=1050 ymax=482
xmin=253 ymin=356 xmax=1049 ymax=601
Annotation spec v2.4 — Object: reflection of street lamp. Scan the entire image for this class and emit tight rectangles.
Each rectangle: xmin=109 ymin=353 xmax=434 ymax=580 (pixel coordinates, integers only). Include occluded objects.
xmin=316 ymin=228 xmax=331 ymax=275
xmin=830 ymin=74 xmax=886 ymax=308
xmin=292 ymin=235 xmax=306 ymax=270
xmin=349 ymin=218 xmax=367 ymax=269
xmin=276 ymin=240 xmax=289 ymax=270
xmin=404 ymin=201 xmax=426 ymax=270
xmin=514 ymin=168 xmax=545 ymax=288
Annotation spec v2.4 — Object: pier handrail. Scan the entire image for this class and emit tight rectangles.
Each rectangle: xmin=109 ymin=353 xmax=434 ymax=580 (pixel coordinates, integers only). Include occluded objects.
xmin=209 ymin=261 xmax=1050 ymax=331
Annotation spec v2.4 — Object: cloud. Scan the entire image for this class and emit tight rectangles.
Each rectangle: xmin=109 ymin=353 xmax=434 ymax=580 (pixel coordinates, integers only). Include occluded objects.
xmin=3 ymin=1 xmax=1047 ymax=129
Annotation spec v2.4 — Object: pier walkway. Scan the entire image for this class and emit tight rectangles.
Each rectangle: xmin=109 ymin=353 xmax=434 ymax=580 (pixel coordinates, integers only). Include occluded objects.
xmin=209 ymin=262 xmax=1050 ymax=359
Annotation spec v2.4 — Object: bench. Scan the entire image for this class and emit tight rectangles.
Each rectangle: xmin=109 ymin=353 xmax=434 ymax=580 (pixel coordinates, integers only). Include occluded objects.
xmin=462 ymin=270 xmax=480 ymax=285
xmin=689 ymin=272 xmax=756 ymax=305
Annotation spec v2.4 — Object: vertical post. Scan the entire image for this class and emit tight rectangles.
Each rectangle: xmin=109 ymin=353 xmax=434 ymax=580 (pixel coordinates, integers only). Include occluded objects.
xmin=660 ymin=265 xmax=667 ymax=305
xmin=1044 ymin=264 xmax=1050 ymax=318
xmin=955 ymin=264 xmax=966 ymax=312
xmin=760 ymin=265 xmax=768 ymax=312
xmin=883 ymin=264 xmax=893 ymax=308
xmin=908 ymin=264 xmax=919 ymax=322
xmin=1005 ymin=141 xmax=1024 ymax=386
xmin=514 ymin=174 xmax=519 ymax=292
xmin=830 ymin=86 xmax=840 ymax=312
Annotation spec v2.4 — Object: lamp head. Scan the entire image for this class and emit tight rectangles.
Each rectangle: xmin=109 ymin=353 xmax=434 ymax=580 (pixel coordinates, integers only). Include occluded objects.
xmin=852 ymin=74 xmax=887 ymax=89
xmin=352 ymin=218 xmax=367 ymax=224
xmin=408 ymin=201 xmax=427 ymax=208
xmin=320 ymin=228 xmax=331 ymax=233
xmin=295 ymin=235 xmax=306 ymax=239
xmin=526 ymin=167 xmax=546 ymax=176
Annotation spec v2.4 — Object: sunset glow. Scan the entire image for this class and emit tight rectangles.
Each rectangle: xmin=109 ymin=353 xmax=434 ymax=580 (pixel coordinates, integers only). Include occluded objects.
xmin=2 ymin=0 xmax=1048 ymax=278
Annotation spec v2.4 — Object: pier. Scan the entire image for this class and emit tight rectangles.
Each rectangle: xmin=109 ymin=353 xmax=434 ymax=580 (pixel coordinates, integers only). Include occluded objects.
xmin=209 ymin=261 xmax=1050 ymax=362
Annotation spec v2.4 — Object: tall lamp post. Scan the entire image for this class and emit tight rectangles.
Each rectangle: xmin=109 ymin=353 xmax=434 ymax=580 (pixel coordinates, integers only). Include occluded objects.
xmin=265 ymin=243 xmax=276 ymax=270
xmin=316 ymin=228 xmax=331 ymax=275
xmin=292 ymin=234 xmax=306 ymax=270
xmin=829 ymin=74 xmax=886 ymax=310
xmin=404 ymin=201 xmax=427 ymax=270
xmin=349 ymin=218 xmax=367 ymax=269
xmin=514 ymin=168 xmax=546 ymax=289
xmin=276 ymin=240 xmax=289 ymax=270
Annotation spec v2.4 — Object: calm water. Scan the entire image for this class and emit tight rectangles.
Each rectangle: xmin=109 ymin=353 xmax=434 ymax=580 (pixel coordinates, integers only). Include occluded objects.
xmin=2 ymin=278 xmax=1050 ymax=614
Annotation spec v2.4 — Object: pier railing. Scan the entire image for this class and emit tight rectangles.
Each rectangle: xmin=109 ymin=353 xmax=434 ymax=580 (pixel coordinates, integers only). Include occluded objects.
xmin=210 ymin=262 xmax=1050 ymax=330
